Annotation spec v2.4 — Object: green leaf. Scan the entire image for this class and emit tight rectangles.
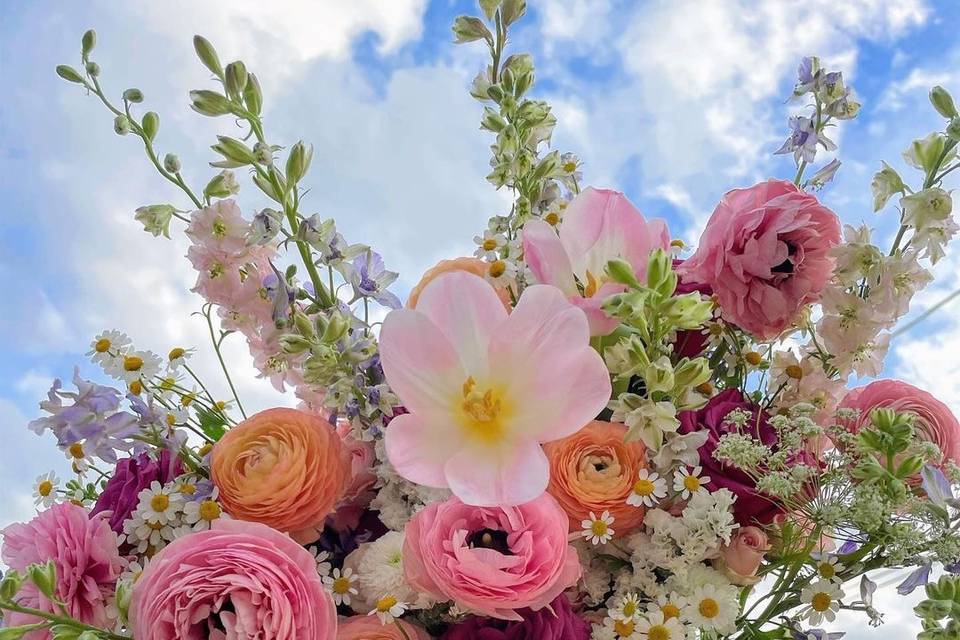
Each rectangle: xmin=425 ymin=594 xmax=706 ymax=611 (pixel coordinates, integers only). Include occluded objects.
xmin=197 ymin=406 xmax=228 ymax=442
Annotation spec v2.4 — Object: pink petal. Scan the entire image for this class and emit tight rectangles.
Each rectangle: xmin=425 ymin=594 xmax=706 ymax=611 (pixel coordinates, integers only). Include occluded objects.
xmin=444 ymin=440 xmax=550 ymax=506
xmin=380 ymin=308 xmax=465 ymax=415
xmin=385 ymin=413 xmax=461 ymax=488
xmin=571 ymin=282 xmax=626 ymax=336
xmin=413 ymin=271 xmax=509 ymax=375
xmin=522 ymin=219 xmax=577 ymax=296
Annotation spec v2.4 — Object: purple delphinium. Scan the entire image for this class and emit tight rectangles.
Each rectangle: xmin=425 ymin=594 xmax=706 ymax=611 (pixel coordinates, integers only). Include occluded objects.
xmin=348 ymin=250 xmax=401 ymax=309
xmin=440 ymin=595 xmax=590 ymax=640
xmin=91 ymin=450 xmax=183 ymax=533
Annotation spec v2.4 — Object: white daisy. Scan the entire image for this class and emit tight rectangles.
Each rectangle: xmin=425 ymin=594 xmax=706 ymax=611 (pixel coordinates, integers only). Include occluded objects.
xmin=800 ymin=579 xmax=843 ymax=625
xmin=635 ymin=610 xmax=685 ymax=640
xmin=473 ymin=230 xmax=508 ymax=260
xmin=673 ymin=465 xmax=711 ymax=499
xmin=814 ymin=555 xmax=845 ymax=583
xmin=135 ymin=481 xmax=184 ymax=525
xmin=627 ymin=469 xmax=667 ymax=508
xmin=324 ymin=567 xmax=359 ymax=606
xmin=163 ymin=407 xmax=191 ymax=428
xmin=601 ymin=615 xmax=640 ymax=639
xmin=183 ymin=494 xmax=227 ymax=531
xmin=679 ymin=582 xmax=738 ymax=635
xmin=611 ymin=592 xmax=643 ymax=621
xmin=116 ymin=350 xmax=163 ymax=383
xmin=369 ymin=594 xmax=407 ymax=624
xmin=65 ymin=442 xmax=92 ymax=474
xmin=122 ymin=511 xmax=177 ymax=554
xmin=485 ymin=258 xmax=518 ymax=285
xmin=32 ymin=471 xmax=60 ymax=507
xmin=88 ymin=330 xmax=131 ymax=367
xmin=581 ymin=511 xmax=616 ymax=545
xmin=645 ymin=593 xmax=682 ymax=624
xmin=310 ymin=548 xmax=333 ymax=578
xmin=166 ymin=346 xmax=195 ymax=370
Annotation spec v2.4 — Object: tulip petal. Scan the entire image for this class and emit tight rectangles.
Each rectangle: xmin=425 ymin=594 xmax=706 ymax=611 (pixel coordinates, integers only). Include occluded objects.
xmin=444 ymin=439 xmax=550 ymax=506
xmin=385 ymin=412 xmax=462 ymax=488
xmin=522 ymin=219 xmax=577 ymax=296
xmin=380 ymin=308 xmax=465 ymax=415
xmin=414 ymin=271 xmax=508 ymax=375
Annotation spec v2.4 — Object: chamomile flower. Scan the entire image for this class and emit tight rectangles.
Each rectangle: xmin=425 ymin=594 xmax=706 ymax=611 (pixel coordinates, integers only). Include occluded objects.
xmin=166 ymin=346 xmax=194 ymax=370
xmin=800 ymin=579 xmax=843 ymax=625
xmin=485 ymin=258 xmax=518 ymax=285
xmin=473 ymin=230 xmax=508 ymax=260
xmin=122 ymin=511 xmax=177 ymax=554
xmin=135 ymin=481 xmax=184 ymax=525
xmin=673 ymin=466 xmax=711 ymax=499
xmin=65 ymin=442 xmax=91 ymax=474
xmin=120 ymin=559 xmax=148 ymax=585
xmin=115 ymin=350 xmax=163 ymax=384
xmin=602 ymin=615 xmax=640 ymax=639
xmin=646 ymin=593 xmax=682 ymax=622
xmin=814 ymin=555 xmax=844 ymax=583
xmin=310 ymin=547 xmax=333 ymax=578
xmin=324 ymin=567 xmax=359 ymax=606
xmin=88 ymin=330 xmax=131 ymax=367
xmin=635 ymin=610 xmax=685 ymax=640
xmin=679 ymin=583 xmax=738 ymax=634
xmin=611 ymin=592 xmax=643 ymax=621
xmin=582 ymin=511 xmax=616 ymax=545
xmin=369 ymin=594 xmax=407 ymax=624
xmin=183 ymin=491 xmax=227 ymax=531
xmin=32 ymin=471 xmax=60 ymax=507
xmin=627 ymin=469 xmax=667 ymax=508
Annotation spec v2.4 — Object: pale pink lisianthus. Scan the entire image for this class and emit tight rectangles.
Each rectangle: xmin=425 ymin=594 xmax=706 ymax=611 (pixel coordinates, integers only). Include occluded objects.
xmin=379 ymin=271 xmax=611 ymax=506
xmin=1 ymin=503 xmax=124 ymax=640
xmin=680 ymin=180 xmax=841 ymax=340
xmin=523 ymin=187 xmax=670 ymax=335
xmin=129 ymin=519 xmax=336 ymax=640
xmin=402 ymin=494 xmax=580 ymax=621
xmin=839 ymin=379 xmax=960 ymax=467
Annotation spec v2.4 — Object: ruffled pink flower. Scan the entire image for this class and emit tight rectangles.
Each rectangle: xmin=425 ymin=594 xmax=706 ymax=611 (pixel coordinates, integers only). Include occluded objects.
xmin=1 ymin=503 xmax=124 ymax=640
xmin=523 ymin=187 xmax=670 ymax=335
xmin=380 ymin=271 xmax=611 ymax=506
xmin=402 ymin=494 xmax=580 ymax=621
xmin=680 ymin=180 xmax=841 ymax=340
xmin=714 ymin=526 xmax=769 ymax=586
xmin=839 ymin=379 xmax=960 ymax=467
xmin=336 ymin=616 xmax=431 ymax=640
xmin=336 ymin=419 xmax=377 ymax=503
xmin=129 ymin=519 xmax=336 ymax=640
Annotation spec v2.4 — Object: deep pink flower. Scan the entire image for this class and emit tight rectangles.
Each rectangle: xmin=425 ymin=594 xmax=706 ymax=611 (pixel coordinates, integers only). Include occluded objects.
xmin=91 ymin=449 xmax=182 ymax=534
xmin=129 ymin=519 xmax=336 ymax=640
xmin=839 ymin=379 xmax=960 ymax=467
xmin=680 ymin=180 xmax=841 ymax=340
xmin=440 ymin=594 xmax=589 ymax=639
xmin=402 ymin=494 xmax=580 ymax=621
xmin=1 ymin=503 xmax=124 ymax=640
xmin=523 ymin=188 xmax=670 ymax=335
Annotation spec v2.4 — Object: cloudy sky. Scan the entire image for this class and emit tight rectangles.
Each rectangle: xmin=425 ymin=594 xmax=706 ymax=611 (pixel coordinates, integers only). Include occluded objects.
xmin=3 ymin=0 xmax=960 ymax=636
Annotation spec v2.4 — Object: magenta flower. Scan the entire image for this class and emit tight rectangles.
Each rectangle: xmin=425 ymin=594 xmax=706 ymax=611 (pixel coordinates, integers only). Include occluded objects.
xmin=1 ymin=503 xmax=124 ymax=639
xmin=680 ymin=180 xmax=841 ymax=340
xmin=402 ymin=494 xmax=581 ymax=621
xmin=440 ymin=594 xmax=590 ymax=639
xmin=91 ymin=449 xmax=183 ymax=534
xmin=379 ymin=271 xmax=611 ymax=506
xmin=523 ymin=187 xmax=670 ymax=335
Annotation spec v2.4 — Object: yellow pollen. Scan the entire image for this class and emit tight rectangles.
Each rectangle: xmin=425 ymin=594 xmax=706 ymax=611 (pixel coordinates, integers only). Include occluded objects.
xmin=699 ymin=597 xmax=719 ymax=619
xmin=198 ymin=500 xmax=221 ymax=521
xmin=696 ymin=382 xmax=715 ymax=396
xmin=818 ymin=562 xmax=836 ymax=580
xmin=613 ymin=619 xmax=635 ymax=637
xmin=332 ymin=576 xmax=351 ymax=595
xmin=544 ymin=212 xmax=560 ymax=226
xmin=590 ymin=520 xmax=609 ymax=536
xmin=94 ymin=338 xmax=111 ymax=353
xmin=489 ymin=260 xmax=507 ymax=278
xmin=670 ymin=239 xmax=685 ymax=249
xmin=169 ymin=347 xmax=186 ymax=361
xmin=128 ymin=380 xmax=143 ymax=395
xmin=683 ymin=475 xmax=701 ymax=492
xmin=648 ymin=625 xmax=671 ymax=640
xmin=69 ymin=442 xmax=85 ymax=459
xmin=37 ymin=480 xmax=53 ymax=497
xmin=216 ymin=401 xmax=227 ymax=410
xmin=150 ymin=494 xmax=170 ymax=513
xmin=123 ymin=355 xmax=144 ymax=372
xmin=212 ymin=218 xmax=227 ymax=237
xmin=376 ymin=595 xmax=398 ymax=612
xmin=482 ymin=238 xmax=498 ymax=251
xmin=584 ymin=270 xmax=600 ymax=297
xmin=661 ymin=603 xmax=680 ymax=620
xmin=785 ymin=364 xmax=804 ymax=380
xmin=179 ymin=483 xmax=196 ymax=495
xmin=460 ymin=377 xmax=506 ymax=442
xmin=811 ymin=592 xmax=832 ymax=612
xmin=633 ymin=478 xmax=655 ymax=496
xmin=160 ymin=377 xmax=176 ymax=391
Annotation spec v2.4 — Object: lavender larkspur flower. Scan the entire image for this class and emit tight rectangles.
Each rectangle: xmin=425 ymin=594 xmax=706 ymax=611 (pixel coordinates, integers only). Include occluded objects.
xmin=775 ymin=115 xmax=835 ymax=164
xmin=348 ymin=250 xmax=401 ymax=309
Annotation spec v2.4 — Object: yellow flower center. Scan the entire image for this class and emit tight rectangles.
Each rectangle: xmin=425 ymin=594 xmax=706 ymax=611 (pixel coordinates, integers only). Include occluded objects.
xmin=744 ymin=351 xmax=762 ymax=366
xmin=622 ymin=601 xmax=637 ymax=618
xmin=198 ymin=500 xmax=221 ymax=521
xmin=460 ymin=377 xmax=507 ymax=443
xmin=489 ymin=260 xmax=507 ymax=278
xmin=94 ymin=338 xmax=111 ymax=353
xmin=648 ymin=625 xmax=671 ymax=640
xmin=544 ymin=212 xmax=560 ymax=226
xmin=69 ymin=442 xmax=85 ymax=459
xmin=591 ymin=520 xmax=609 ymax=537
xmin=683 ymin=475 xmax=701 ymax=492
xmin=123 ymin=355 xmax=144 ymax=372
xmin=633 ymin=478 xmax=655 ymax=496
xmin=37 ymin=480 xmax=53 ymax=497
xmin=212 ymin=218 xmax=227 ymax=237
xmin=150 ymin=494 xmax=170 ymax=513
xmin=613 ymin=619 xmax=634 ymax=637
xmin=128 ymin=380 xmax=143 ymax=395
xmin=661 ymin=603 xmax=680 ymax=620
xmin=182 ymin=393 xmax=196 ymax=407
xmin=179 ymin=483 xmax=196 ymax=495
xmin=376 ymin=595 xmax=398 ymax=612
xmin=699 ymin=597 xmax=719 ymax=619
xmin=482 ymin=238 xmax=498 ymax=251
xmin=216 ymin=400 xmax=227 ymax=410
xmin=563 ymin=161 xmax=578 ymax=173
xmin=811 ymin=592 xmax=832 ymax=612
xmin=670 ymin=239 xmax=685 ymax=249
xmin=332 ymin=576 xmax=352 ymax=595
xmin=147 ymin=521 xmax=164 ymax=531
xmin=818 ymin=562 xmax=836 ymax=580
xmin=169 ymin=347 xmax=186 ymax=361
xmin=166 ymin=413 xmax=177 ymax=426
xmin=785 ymin=364 xmax=804 ymax=380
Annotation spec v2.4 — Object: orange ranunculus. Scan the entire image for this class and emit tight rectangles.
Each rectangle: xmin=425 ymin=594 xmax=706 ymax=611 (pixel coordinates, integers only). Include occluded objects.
xmin=543 ymin=420 xmax=647 ymax=536
xmin=406 ymin=257 xmax=511 ymax=309
xmin=210 ymin=407 xmax=349 ymax=544
xmin=337 ymin=615 xmax=431 ymax=639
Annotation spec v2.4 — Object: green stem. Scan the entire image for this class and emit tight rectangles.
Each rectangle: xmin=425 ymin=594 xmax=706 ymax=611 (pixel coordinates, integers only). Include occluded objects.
xmin=0 ymin=601 xmax=130 ymax=640
xmin=204 ymin=305 xmax=247 ymax=419
xmin=793 ymin=160 xmax=808 ymax=186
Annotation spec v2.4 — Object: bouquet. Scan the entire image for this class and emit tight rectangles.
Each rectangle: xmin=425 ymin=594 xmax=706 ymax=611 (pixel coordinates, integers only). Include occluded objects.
xmin=4 ymin=2 xmax=960 ymax=639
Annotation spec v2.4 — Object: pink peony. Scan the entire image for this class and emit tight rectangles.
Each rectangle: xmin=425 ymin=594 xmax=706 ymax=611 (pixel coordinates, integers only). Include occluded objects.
xmin=1 ymin=503 xmax=124 ymax=640
xmin=402 ymin=494 xmax=580 ymax=621
xmin=129 ymin=519 xmax=336 ymax=640
xmin=713 ymin=526 xmax=769 ymax=586
xmin=839 ymin=379 xmax=960 ymax=467
xmin=680 ymin=180 xmax=841 ymax=340
xmin=523 ymin=187 xmax=670 ymax=335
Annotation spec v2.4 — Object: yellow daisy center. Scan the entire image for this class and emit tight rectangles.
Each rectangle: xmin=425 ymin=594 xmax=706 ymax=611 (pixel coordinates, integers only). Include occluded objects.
xmin=212 ymin=218 xmax=227 ymax=237
xmin=460 ymin=377 xmax=506 ymax=443
xmin=182 ymin=393 xmax=196 ymax=407
xmin=37 ymin=480 xmax=53 ymax=497
xmin=482 ymin=238 xmax=498 ymax=251
xmin=811 ymin=592 xmax=832 ymax=612
xmin=661 ymin=603 xmax=680 ymax=620
xmin=198 ymin=500 xmax=221 ymax=521
xmin=785 ymin=364 xmax=804 ymax=380
xmin=331 ymin=576 xmax=351 ymax=595
xmin=544 ymin=212 xmax=560 ymax=226
xmin=179 ymin=483 xmax=196 ymax=495
xmin=128 ymin=380 xmax=143 ymax=395
xmin=818 ymin=562 xmax=837 ymax=580
xmin=633 ymin=478 xmax=655 ymax=496
xmin=150 ymin=494 xmax=170 ymax=513
xmin=591 ymin=520 xmax=609 ymax=536
xmin=166 ymin=413 xmax=177 ymax=426
xmin=648 ymin=625 xmax=671 ymax=640
xmin=376 ymin=595 xmax=398 ymax=612
xmin=683 ymin=475 xmax=701 ymax=492
xmin=613 ymin=619 xmax=635 ymax=637
xmin=699 ymin=597 xmax=719 ymax=619
xmin=622 ymin=601 xmax=637 ymax=618
xmin=69 ymin=442 xmax=85 ymax=459
xmin=169 ymin=347 xmax=186 ymax=361
xmin=563 ymin=161 xmax=578 ymax=173
xmin=123 ymin=355 xmax=144 ymax=372
xmin=489 ymin=260 xmax=507 ymax=278
xmin=94 ymin=338 xmax=111 ymax=353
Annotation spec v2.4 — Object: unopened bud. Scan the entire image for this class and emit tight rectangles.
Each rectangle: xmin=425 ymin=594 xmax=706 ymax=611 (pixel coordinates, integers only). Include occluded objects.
xmin=84 ymin=61 xmax=100 ymax=77
xmin=134 ymin=204 xmax=175 ymax=238
xmin=0 ymin=569 xmax=25 ymax=601
xmin=113 ymin=114 xmax=131 ymax=135
xmin=122 ymin=88 xmax=143 ymax=103
xmin=27 ymin=561 xmax=57 ymax=600
xmin=203 ymin=170 xmax=240 ymax=199
xmin=452 ymin=15 xmax=492 ymax=44
xmin=279 ymin=334 xmax=312 ymax=355
xmin=81 ymin=29 xmax=97 ymax=57
xmin=285 ymin=141 xmax=313 ymax=186
xmin=211 ymin=135 xmax=256 ymax=166
xmin=605 ymin=258 xmax=641 ymax=289
xmin=930 ymin=86 xmax=958 ymax=119
xmin=163 ymin=153 xmax=181 ymax=173
xmin=224 ymin=60 xmax=248 ymax=100
xmin=189 ymin=89 xmax=234 ymax=117
xmin=193 ymin=35 xmax=223 ymax=79
xmin=948 ymin=118 xmax=960 ymax=142
xmin=244 ymin=72 xmax=263 ymax=116
xmin=141 ymin=111 xmax=160 ymax=141
xmin=56 ymin=65 xmax=85 ymax=84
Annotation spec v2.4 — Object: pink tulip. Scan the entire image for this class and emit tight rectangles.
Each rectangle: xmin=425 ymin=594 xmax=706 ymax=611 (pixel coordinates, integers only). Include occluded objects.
xmin=522 ymin=188 xmax=670 ymax=335
xmin=380 ymin=271 xmax=611 ymax=506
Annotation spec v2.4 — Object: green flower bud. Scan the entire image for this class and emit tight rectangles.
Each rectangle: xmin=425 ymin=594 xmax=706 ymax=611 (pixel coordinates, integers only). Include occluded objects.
xmin=293 ymin=311 xmax=316 ymax=338
xmin=27 ymin=560 xmax=57 ymax=600
xmin=243 ymin=72 xmax=263 ymax=116
xmin=193 ymin=35 xmax=223 ymax=79
xmin=84 ymin=61 xmax=100 ymax=77
xmin=660 ymin=293 xmax=713 ymax=330
xmin=452 ymin=15 xmax=493 ymax=44
xmin=930 ymin=86 xmax=958 ymax=119
xmin=673 ymin=357 xmax=712 ymax=390
xmin=500 ymin=0 xmax=527 ymax=27
xmin=643 ymin=356 xmax=675 ymax=395
xmin=605 ymin=258 xmax=641 ymax=289
xmin=122 ymin=88 xmax=143 ymax=103
xmin=948 ymin=118 xmax=960 ymax=142
xmin=113 ymin=114 xmax=131 ymax=135
xmin=285 ymin=141 xmax=313 ymax=186
xmin=224 ymin=60 xmax=248 ymax=100
xmin=134 ymin=204 xmax=175 ymax=238
xmin=646 ymin=249 xmax=675 ymax=296
xmin=903 ymin=132 xmax=955 ymax=174
xmin=141 ymin=111 xmax=160 ymax=141
xmin=479 ymin=0 xmax=501 ymax=20
xmin=48 ymin=626 xmax=82 ymax=640
xmin=163 ymin=153 xmax=181 ymax=173
xmin=55 ymin=65 xmax=85 ymax=84
xmin=211 ymin=135 xmax=257 ymax=166
xmin=321 ymin=314 xmax=349 ymax=344
xmin=81 ymin=29 xmax=97 ymax=57
xmin=189 ymin=90 xmax=234 ymax=117
xmin=480 ymin=107 xmax=507 ymax=132
xmin=279 ymin=334 xmax=312 ymax=355
xmin=204 ymin=170 xmax=240 ymax=199
xmin=0 ymin=569 xmax=25 ymax=601
xmin=871 ymin=161 xmax=906 ymax=212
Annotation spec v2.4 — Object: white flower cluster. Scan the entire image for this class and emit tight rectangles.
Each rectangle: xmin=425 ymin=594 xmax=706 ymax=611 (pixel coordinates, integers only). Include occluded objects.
xmin=121 ymin=480 xmax=227 ymax=555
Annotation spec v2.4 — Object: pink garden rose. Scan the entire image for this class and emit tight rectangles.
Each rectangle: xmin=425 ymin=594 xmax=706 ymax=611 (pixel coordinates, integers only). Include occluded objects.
xmin=839 ymin=379 xmax=960 ymax=467
xmin=380 ymin=271 xmax=610 ymax=506
xmin=402 ymin=494 xmax=580 ymax=621
xmin=680 ymin=180 xmax=841 ymax=340
xmin=1 ymin=503 xmax=124 ymax=640
xmin=129 ymin=519 xmax=336 ymax=640
xmin=713 ymin=526 xmax=769 ymax=586
xmin=523 ymin=187 xmax=670 ymax=335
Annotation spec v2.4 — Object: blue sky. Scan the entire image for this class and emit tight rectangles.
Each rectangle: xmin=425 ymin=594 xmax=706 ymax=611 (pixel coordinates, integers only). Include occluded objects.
xmin=2 ymin=1 xmax=960 ymax=635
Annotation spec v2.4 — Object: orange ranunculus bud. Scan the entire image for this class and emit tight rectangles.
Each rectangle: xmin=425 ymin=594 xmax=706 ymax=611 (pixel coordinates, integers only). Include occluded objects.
xmin=407 ymin=257 xmax=511 ymax=309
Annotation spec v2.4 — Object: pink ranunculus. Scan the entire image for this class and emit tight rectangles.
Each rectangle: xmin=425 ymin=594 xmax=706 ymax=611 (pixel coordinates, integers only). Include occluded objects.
xmin=129 ymin=519 xmax=336 ymax=640
xmin=713 ymin=526 xmax=769 ymax=586
xmin=336 ymin=616 xmax=432 ymax=640
xmin=336 ymin=419 xmax=378 ymax=503
xmin=680 ymin=180 xmax=841 ymax=340
xmin=402 ymin=494 xmax=580 ymax=621
xmin=1 ymin=503 xmax=124 ymax=640
xmin=380 ymin=271 xmax=610 ymax=507
xmin=839 ymin=379 xmax=960 ymax=467
xmin=522 ymin=187 xmax=670 ymax=335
